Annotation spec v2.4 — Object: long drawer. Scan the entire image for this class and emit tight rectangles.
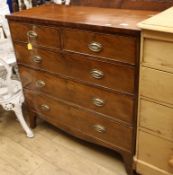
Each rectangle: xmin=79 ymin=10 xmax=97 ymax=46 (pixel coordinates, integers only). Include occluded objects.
xmin=141 ymin=67 xmax=173 ymax=105
xmin=19 ymin=66 xmax=134 ymax=124
xmin=25 ymin=89 xmax=133 ymax=152
xmin=138 ymin=131 xmax=173 ymax=174
xmin=142 ymin=38 xmax=173 ymax=73
xmin=63 ymin=28 xmax=137 ymax=65
xmin=139 ymin=99 xmax=173 ymax=141
xmin=10 ymin=22 xmax=60 ymax=49
xmin=15 ymin=44 xmax=135 ymax=94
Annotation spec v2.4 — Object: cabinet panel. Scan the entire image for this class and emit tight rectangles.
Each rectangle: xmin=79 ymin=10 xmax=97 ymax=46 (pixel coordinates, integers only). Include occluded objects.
xmin=63 ymin=28 xmax=136 ymax=65
xmin=19 ymin=66 xmax=134 ymax=124
xmin=15 ymin=44 xmax=135 ymax=94
xmin=25 ymin=89 xmax=133 ymax=152
xmin=141 ymin=67 xmax=173 ymax=105
xmin=9 ymin=22 xmax=60 ymax=49
xmin=142 ymin=38 xmax=173 ymax=73
xmin=139 ymin=99 xmax=173 ymax=141
xmin=138 ymin=131 xmax=173 ymax=174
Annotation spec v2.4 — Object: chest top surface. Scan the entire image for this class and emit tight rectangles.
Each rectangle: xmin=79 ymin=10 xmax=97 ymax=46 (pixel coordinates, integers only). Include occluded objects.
xmin=6 ymin=4 xmax=157 ymax=35
xmin=138 ymin=7 xmax=173 ymax=33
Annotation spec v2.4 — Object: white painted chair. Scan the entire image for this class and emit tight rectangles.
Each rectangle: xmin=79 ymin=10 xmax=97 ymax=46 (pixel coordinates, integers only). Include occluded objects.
xmin=53 ymin=0 xmax=71 ymax=5
xmin=0 ymin=57 xmax=34 ymax=138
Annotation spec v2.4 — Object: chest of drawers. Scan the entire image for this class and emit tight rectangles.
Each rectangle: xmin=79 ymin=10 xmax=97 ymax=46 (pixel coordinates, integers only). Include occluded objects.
xmin=6 ymin=4 xmax=157 ymax=175
xmin=135 ymin=7 xmax=173 ymax=175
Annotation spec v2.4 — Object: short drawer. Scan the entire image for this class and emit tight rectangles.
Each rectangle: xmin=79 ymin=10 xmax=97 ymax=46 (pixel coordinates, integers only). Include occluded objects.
xmin=142 ymin=38 xmax=173 ymax=73
xmin=138 ymin=131 xmax=173 ymax=174
xmin=9 ymin=22 xmax=60 ymax=48
xmin=139 ymin=99 xmax=173 ymax=141
xmin=15 ymin=44 xmax=135 ymax=94
xmin=25 ymin=90 xmax=133 ymax=152
xmin=63 ymin=28 xmax=137 ymax=65
xmin=140 ymin=67 xmax=173 ymax=105
xmin=19 ymin=66 xmax=134 ymax=124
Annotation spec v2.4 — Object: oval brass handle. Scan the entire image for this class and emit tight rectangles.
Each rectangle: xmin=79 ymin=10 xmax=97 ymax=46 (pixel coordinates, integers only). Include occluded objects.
xmin=32 ymin=55 xmax=42 ymax=63
xmin=93 ymin=124 xmax=106 ymax=133
xmin=93 ymin=98 xmax=105 ymax=107
xmin=90 ymin=69 xmax=104 ymax=79
xmin=27 ymin=31 xmax=38 ymax=38
xmin=35 ymin=80 xmax=46 ymax=88
xmin=168 ymin=156 xmax=173 ymax=167
xmin=40 ymin=104 xmax=50 ymax=112
xmin=88 ymin=42 xmax=103 ymax=53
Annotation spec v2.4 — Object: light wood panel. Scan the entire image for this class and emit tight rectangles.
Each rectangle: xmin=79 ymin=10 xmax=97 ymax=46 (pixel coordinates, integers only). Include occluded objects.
xmin=138 ymin=7 xmax=173 ymax=33
xmin=0 ymin=159 xmax=23 ymax=175
xmin=142 ymin=38 xmax=173 ymax=73
xmin=139 ymin=99 xmax=173 ymax=141
xmin=0 ymin=136 xmax=44 ymax=175
xmin=137 ymin=131 xmax=173 ymax=174
xmin=0 ymin=111 xmax=127 ymax=175
xmin=140 ymin=67 xmax=173 ymax=105
xmin=136 ymin=160 xmax=172 ymax=175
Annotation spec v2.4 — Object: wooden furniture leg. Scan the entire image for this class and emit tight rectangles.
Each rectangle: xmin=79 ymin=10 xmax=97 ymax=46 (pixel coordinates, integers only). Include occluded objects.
xmin=122 ymin=152 xmax=134 ymax=175
xmin=27 ymin=110 xmax=37 ymax=129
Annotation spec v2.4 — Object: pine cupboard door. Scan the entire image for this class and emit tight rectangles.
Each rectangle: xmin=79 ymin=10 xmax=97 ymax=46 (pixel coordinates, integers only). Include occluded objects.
xmin=140 ymin=66 xmax=173 ymax=106
xmin=139 ymin=99 xmax=173 ymax=141
xmin=137 ymin=131 xmax=173 ymax=175
xmin=141 ymin=31 xmax=173 ymax=73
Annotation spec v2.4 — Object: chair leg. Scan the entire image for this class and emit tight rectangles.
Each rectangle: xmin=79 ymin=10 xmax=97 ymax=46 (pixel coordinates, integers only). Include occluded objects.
xmin=13 ymin=104 xmax=34 ymax=138
xmin=27 ymin=110 xmax=37 ymax=129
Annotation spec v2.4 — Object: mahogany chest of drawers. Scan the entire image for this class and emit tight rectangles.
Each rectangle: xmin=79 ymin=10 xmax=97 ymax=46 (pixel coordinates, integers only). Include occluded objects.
xmin=6 ymin=4 xmax=156 ymax=175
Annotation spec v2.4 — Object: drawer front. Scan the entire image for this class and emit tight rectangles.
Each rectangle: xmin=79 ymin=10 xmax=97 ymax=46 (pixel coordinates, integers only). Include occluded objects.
xmin=15 ymin=44 xmax=135 ymax=94
xmin=25 ymin=90 xmax=133 ymax=152
xmin=139 ymin=99 xmax=173 ymax=141
xmin=143 ymin=38 xmax=173 ymax=73
xmin=138 ymin=131 xmax=173 ymax=174
xmin=141 ymin=67 xmax=173 ymax=105
xmin=63 ymin=28 xmax=137 ymax=65
xmin=19 ymin=66 xmax=134 ymax=124
xmin=9 ymin=22 xmax=60 ymax=48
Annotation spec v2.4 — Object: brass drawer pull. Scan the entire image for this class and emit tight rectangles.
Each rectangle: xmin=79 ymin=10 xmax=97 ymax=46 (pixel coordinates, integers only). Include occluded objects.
xmin=35 ymin=80 xmax=46 ymax=88
xmin=90 ymin=69 xmax=104 ymax=79
xmin=32 ymin=55 xmax=42 ymax=63
xmin=93 ymin=124 xmax=106 ymax=133
xmin=88 ymin=42 xmax=103 ymax=53
xmin=93 ymin=98 xmax=105 ymax=107
xmin=27 ymin=31 xmax=38 ymax=38
xmin=40 ymin=104 xmax=50 ymax=112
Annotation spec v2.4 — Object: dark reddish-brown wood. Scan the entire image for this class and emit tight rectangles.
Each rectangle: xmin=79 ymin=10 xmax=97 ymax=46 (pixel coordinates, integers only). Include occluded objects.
xmin=7 ymin=4 xmax=157 ymax=35
xmin=6 ymin=4 xmax=163 ymax=175
xmin=15 ymin=44 xmax=135 ymax=94
xmin=121 ymin=0 xmax=173 ymax=11
xmin=71 ymin=0 xmax=173 ymax=11
xmin=71 ymin=0 xmax=122 ymax=8
xmin=63 ymin=28 xmax=136 ymax=65
xmin=9 ymin=22 xmax=60 ymax=48
xmin=19 ymin=66 xmax=134 ymax=124
xmin=25 ymin=89 xmax=133 ymax=152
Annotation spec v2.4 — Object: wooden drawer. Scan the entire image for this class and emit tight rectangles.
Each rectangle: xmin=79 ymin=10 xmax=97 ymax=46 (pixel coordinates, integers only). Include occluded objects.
xmin=9 ymin=22 xmax=60 ymax=48
xmin=15 ymin=44 xmax=135 ymax=94
xmin=63 ymin=28 xmax=137 ymax=65
xmin=138 ymin=131 xmax=173 ymax=174
xmin=141 ymin=67 xmax=173 ymax=105
xmin=19 ymin=66 xmax=134 ymax=124
xmin=142 ymin=38 xmax=173 ymax=73
xmin=25 ymin=89 xmax=133 ymax=152
xmin=139 ymin=99 xmax=173 ymax=141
